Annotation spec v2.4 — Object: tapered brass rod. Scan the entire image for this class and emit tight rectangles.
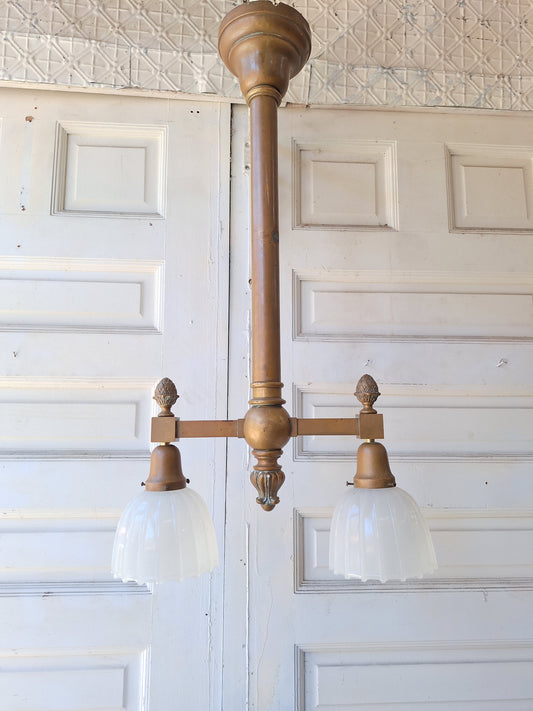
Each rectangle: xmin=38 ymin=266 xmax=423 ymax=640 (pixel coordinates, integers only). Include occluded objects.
xmin=218 ymin=1 xmax=311 ymax=509
xmin=249 ymin=92 xmax=282 ymax=403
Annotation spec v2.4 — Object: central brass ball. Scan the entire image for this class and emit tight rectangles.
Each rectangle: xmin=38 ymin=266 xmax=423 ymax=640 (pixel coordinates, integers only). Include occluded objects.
xmin=243 ymin=405 xmax=292 ymax=452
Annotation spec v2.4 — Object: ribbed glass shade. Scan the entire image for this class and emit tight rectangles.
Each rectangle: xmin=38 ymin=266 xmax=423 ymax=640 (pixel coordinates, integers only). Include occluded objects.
xmin=329 ymin=486 xmax=437 ymax=583
xmin=112 ymin=488 xmax=218 ymax=584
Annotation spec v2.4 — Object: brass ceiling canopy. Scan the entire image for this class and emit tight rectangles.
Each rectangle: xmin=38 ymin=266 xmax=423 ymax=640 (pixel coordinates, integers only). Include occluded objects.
xmin=218 ymin=1 xmax=311 ymax=105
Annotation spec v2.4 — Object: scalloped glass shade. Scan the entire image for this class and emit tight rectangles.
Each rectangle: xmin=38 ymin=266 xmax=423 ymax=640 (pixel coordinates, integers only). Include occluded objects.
xmin=112 ymin=488 xmax=218 ymax=584
xmin=329 ymin=486 xmax=437 ymax=583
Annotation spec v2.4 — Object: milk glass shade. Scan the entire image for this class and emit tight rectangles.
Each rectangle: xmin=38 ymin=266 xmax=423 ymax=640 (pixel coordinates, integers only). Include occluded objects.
xmin=112 ymin=488 xmax=219 ymax=584
xmin=329 ymin=486 xmax=437 ymax=583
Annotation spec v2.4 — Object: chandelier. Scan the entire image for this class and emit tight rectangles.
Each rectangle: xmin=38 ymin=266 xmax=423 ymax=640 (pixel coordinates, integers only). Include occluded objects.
xmin=111 ymin=1 xmax=437 ymax=586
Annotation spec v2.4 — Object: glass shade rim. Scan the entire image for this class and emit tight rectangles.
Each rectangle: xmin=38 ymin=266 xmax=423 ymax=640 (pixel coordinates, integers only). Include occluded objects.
xmin=329 ymin=485 xmax=438 ymax=583
xmin=112 ymin=486 xmax=219 ymax=584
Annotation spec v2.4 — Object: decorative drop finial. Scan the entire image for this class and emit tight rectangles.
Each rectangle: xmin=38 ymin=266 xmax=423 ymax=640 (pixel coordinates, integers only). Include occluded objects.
xmin=355 ymin=374 xmax=380 ymax=414
xmin=154 ymin=377 xmax=179 ymax=417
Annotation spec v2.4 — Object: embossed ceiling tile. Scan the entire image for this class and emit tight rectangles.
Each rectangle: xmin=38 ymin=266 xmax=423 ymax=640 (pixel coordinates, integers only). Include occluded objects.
xmin=0 ymin=0 xmax=532 ymax=107
xmin=111 ymin=5 xmax=168 ymax=49
xmin=0 ymin=34 xmax=52 ymax=82
xmin=89 ymin=1 xmax=177 ymax=48
xmin=448 ymin=75 xmax=485 ymax=108
xmin=52 ymin=2 xmax=128 ymax=45
xmin=187 ymin=52 xmax=228 ymax=94
xmin=205 ymin=57 xmax=242 ymax=99
xmin=484 ymin=44 xmax=523 ymax=77
xmin=306 ymin=60 xmax=346 ymax=104
xmin=0 ymin=1 xmax=24 ymax=34
xmin=414 ymin=1 xmax=446 ymax=34
xmin=519 ymin=81 xmax=533 ymax=111
xmin=508 ymin=75 xmax=530 ymax=110
xmin=337 ymin=68 xmax=378 ymax=105
xmin=300 ymin=0 xmax=351 ymax=61
xmin=71 ymin=40 xmax=131 ymax=87
xmin=443 ymin=0 xmax=478 ymax=39
xmin=364 ymin=66 xmax=410 ymax=106
xmin=369 ymin=0 xmax=402 ymax=31
xmin=349 ymin=11 xmax=403 ymax=68
xmin=1 ymin=0 xmax=73 ymax=37
xmin=505 ymin=27 xmax=529 ymax=73
xmin=324 ymin=0 xmax=368 ymax=30
xmin=327 ymin=64 xmax=410 ymax=106
xmin=291 ymin=0 xmax=328 ymax=60
xmin=50 ymin=0 xmax=102 ymax=40
xmin=403 ymin=69 xmax=446 ymax=107
xmin=521 ymin=43 xmax=533 ymax=75
xmin=320 ymin=65 xmax=368 ymax=105
xmin=485 ymin=74 xmax=522 ymax=110
xmin=130 ymin=46 xmax=224 ymax=94
xmin=476 ymin=6 xmax=521 ymax=75
xmin=399 ymin=3 xmax=449 ymax=69
xmin=328 ymin=28 xmax=368 ymax=67
xmin=520 ymin=2 xmax=533 ymax=32
xmin=130 ymin=45 xmax=186 ymax=91
xmin=284 ymin=66 xmax=310 ymax=104
xmin=32 ymin=37 xmax=95 ymax=85
xmin=3 ymin=34 xmax=92 ymax=85
xmin=403 ymin=29 xmax=445 ymax=72
xmin=445 ymin=74 xmax=476 ymax=107
xmin=21 ymin=36 xmax=129 ymax=86
xmin=487 ymin=7 xmax=526 ymax=75
xmin=139 ymin=1 xmax=220 ymax=52
xmin=0 ymin=1 xmax=41 ymax=35
xmin=448 ymin=72 xmax=517 ymax=109
xmin=168 ymin=3 xmax=221 ymax=54
xmin=444 ymin=32 xmax=485 ymax=75
xmin=141 ymin=1 xmax=192 ymax=49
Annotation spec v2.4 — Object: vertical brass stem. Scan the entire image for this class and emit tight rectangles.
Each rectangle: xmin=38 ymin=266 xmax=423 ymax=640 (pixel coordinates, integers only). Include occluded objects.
xmin=249 ymin=91 xmax=283 ymax=406
xmin=218 ymin=1 xmax=311 ymax=509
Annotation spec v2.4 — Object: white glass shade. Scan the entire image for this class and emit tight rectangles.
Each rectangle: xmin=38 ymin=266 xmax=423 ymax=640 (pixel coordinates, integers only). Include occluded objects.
xmin=329 ymin=486 xmax=437 ymax=583
xmin=112 ymin=488 xmax=218 ymax=584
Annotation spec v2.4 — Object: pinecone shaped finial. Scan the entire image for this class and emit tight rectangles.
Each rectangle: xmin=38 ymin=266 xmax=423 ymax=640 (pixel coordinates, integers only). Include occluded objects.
xmin=355 ymin=374 xmax=380 ymax=414
xmin=154 ymin=377 xmax=179 ymax=417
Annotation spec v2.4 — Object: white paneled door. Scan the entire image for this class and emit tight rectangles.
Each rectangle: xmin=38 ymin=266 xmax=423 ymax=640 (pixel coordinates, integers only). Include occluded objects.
xmin=225 ymin=105 xmax=533 ymax=710
xmin=0 ymin=88 xmax=230 ymax=711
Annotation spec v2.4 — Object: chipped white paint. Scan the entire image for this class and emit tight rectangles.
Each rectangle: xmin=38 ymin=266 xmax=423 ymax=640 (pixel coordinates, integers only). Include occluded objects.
xmin=0 ymin=0 xmax=533 ymax=109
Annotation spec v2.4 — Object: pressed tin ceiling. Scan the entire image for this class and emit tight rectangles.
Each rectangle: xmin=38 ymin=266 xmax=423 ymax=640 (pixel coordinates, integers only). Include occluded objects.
xmin=0 ymin=0 xmax=532 ymax=109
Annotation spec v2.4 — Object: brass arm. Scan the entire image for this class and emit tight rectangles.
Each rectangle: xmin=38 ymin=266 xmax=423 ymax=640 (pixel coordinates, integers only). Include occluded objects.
xmin=151 ymin=373 xmax=384 ymax=445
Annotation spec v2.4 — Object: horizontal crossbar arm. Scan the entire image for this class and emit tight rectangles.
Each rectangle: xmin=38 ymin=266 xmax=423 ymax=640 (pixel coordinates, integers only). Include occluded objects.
xmin=151 ymin=417 xmax=244 ymax=443
xmin=292 ymin=413 xmax=383 ymax=440
xmin=151 ymin=413 xmax=383 ymax=443
xmin=291 ymin=418 xmax=359 ymax=436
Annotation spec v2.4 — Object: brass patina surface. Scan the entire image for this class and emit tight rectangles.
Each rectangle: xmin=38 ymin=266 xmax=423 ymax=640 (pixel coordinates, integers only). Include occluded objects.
xmin=146 ymin=7 xmax=391 ymax=510
xmin=219 ymin=2 xmax=311 ymax=509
